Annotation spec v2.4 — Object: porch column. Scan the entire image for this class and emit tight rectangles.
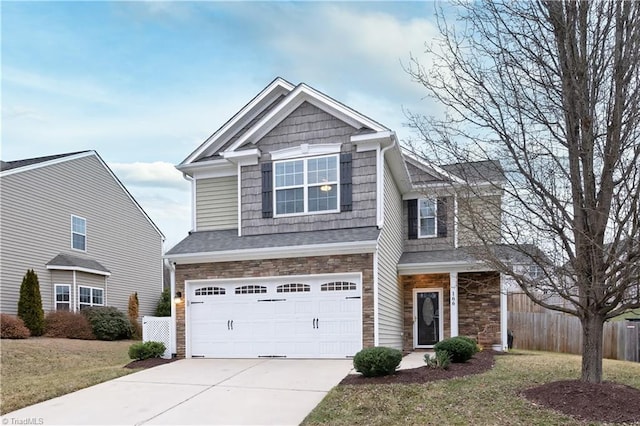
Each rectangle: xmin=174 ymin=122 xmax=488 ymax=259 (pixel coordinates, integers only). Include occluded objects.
xmin=450 ymin=272 xmax=459 ymax=337
xmin=500 ymin=274 xmax=508 ymax=351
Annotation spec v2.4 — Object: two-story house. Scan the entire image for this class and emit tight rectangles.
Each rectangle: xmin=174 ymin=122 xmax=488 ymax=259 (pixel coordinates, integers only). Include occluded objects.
xmin=0 ymin=151 xmax=165 ymax=317
xmin=165 ymin=78 xmax=508 ymax=358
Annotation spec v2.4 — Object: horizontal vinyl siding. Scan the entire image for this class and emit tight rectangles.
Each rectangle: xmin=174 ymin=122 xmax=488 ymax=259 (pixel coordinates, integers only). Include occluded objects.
xmin=0 ymin=154 xmax=163 ymax=317
xmin=377 ymin=163 xmax=404 ymax=350
xmin=195 ymin=176 xmax=238 ymax=231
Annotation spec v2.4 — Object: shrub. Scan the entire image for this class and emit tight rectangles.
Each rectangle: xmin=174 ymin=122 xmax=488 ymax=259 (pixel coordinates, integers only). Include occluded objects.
xmin=44 ymin=311 xmax=95 ymax=340
xmin=155 ymin=289 xmax=171 ymax=317
xmin=82 ymin=306 xmax=132 ymax=341
xmin=424 ymin=350 xmax=451 ymax=370
xmin=128 ymin=292 xmax=142 ymax=339
xmin=433 ymin=337 xmax=476 ymax=363
xmin=128 ymin=341 xmax=166 ymax=360
xmin=353 ymin=346 xmax=403 ymax=377
xmin=17 ymin=269 xmax=45 ymax=336
xmin=456 ymin=336 xmax=480 ymax=354
xmin=0 ymin=314 xmax=31 ymax=339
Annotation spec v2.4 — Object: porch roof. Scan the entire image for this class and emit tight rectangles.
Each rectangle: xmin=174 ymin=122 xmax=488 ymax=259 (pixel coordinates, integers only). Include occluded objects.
xmin=398 ymin=248 xmax=487 ymax=274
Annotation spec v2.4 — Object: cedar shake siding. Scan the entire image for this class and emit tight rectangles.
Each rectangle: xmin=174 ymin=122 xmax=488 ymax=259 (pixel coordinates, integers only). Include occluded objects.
xmin=457 ymin=194 xmax=503 ymax=246
xmin=240 ymin=102 xmax=378 ymax=235
xmin=401 ymin=272 xmax=501 ymax=352
xmin=403 ymin=197 xmax=456 ymax=252
xmin=195 ymin=176 xmax=238 ymax=231
xmin=174 ymin=253 xmax=374 ymax=358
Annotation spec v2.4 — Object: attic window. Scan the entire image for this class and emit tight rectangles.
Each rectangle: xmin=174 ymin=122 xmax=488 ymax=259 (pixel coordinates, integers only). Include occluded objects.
xmin=274 ymin=154 xmax=339 ymax=216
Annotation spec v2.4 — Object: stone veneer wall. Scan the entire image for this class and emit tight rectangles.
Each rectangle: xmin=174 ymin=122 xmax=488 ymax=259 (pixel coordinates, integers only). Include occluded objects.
xmin=174 ymin=253 xmax=374 ymax=357
xmin=401 ymin=273 xmax=451 ymax=352
xmin=458 ymin=271 xmax=501 ymax=347
xmin=400 ymin=271 xmax=501 ymax=352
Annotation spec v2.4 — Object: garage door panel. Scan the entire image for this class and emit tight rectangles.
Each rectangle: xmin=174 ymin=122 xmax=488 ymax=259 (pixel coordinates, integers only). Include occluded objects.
xmin=188 ymin=274 xmax=362 ymax=359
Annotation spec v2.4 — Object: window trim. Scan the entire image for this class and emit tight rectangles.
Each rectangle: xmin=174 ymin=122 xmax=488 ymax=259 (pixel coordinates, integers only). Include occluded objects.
xmin=71 ymin=215 xmax=87 ymax=252
xmin=273 ymin=154 xmax=340 ymax=217
xmin=54 ymin=284 xmax=71 ymax=311
xmin=78 ymin=285 xmax=104 ymax=309
xmin=418 ymin=198 xmax=438 ymax=238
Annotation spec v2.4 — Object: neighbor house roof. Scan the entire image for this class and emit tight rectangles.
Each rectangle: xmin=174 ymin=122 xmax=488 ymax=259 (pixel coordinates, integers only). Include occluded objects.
xmin=46 ymin=253 xmax=111 ymax=276
xmin=165 ymin=227 xmax=381 ymax=264
xmin=0 ymin=151 xmax=90 ymax=172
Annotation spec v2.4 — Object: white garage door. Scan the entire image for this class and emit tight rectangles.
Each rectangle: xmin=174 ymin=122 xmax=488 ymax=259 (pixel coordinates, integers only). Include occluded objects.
xmin=187 ymin=274 xmax=362 ymax=359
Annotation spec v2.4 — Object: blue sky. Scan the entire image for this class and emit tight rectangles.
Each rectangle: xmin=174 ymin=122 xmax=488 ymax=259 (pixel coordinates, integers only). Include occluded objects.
xmin=2 ymin=1 xmax=444 ymax=249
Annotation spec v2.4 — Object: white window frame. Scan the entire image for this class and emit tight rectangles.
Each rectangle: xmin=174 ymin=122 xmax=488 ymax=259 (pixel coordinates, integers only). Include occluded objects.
xmin=418 ymin=198 xmax=438 ymax=238
xmin=71 ymin=215 xmax=87 ymax=252
xmin=78 ymin=286 xmax=104 ymax=309
xmin=273 ymin=154 xmax=340 ymax=217
xmin=54 ymin=284 xmax=71 ymax=311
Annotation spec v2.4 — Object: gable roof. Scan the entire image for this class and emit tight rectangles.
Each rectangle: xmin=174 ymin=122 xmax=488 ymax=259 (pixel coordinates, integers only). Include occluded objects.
xmin=403 ymin=154 xmax=504 ymax=186
xmin=179 ymin=77 xmax=389 ymax=167
xmin=0 ymin=151 xmax=90 ymax=172
xmin=1 ymin=150 xmax=164 ymax=240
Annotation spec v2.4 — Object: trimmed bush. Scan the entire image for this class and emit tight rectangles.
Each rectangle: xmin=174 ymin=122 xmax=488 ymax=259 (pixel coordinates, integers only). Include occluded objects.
xmin=353 ymin=346 xmax=403 ymax=377
xmin=128 ymin=341 xmax=166 ymax=360
xmin=1 ymin=314 xmax=31 ymax=339
xmin=456 ymin=336 xmax=480 ymax=354
xmin=424 ymin=350 xmax=451 ymax=370
xmin=45 ymin=311 xmax=95 ymax=340
xmin=82 ymin=306 xmax=132 ymax=341
xmin=17 ymin=269 xmax=45 ymax=336
xmin=155 ymin=289 xmax=171 ymax=317
xmin=433 ymin=337 xmax=476 ymax=363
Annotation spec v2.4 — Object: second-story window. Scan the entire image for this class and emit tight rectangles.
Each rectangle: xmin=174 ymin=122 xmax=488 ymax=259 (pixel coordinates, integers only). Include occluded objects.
xmin=418 ymin=199 xmax=437 ymax=237
xmin=71 ymin=215 xmax=87 ymax=251
xmin=274 ymin=155 xmax=339 ymax=216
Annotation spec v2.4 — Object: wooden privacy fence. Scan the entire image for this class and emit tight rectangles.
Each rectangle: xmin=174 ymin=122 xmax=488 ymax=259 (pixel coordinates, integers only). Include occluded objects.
xmin=509 ymin=311 xmax=640 ymax=362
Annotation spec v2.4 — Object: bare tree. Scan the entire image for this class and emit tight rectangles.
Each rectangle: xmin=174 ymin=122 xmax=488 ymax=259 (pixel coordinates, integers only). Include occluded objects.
xmin=406 ymin=0 xmax=640 ymax=383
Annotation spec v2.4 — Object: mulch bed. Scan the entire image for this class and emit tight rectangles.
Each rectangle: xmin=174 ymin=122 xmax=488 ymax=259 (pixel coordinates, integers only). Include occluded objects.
xmin=522 ymin=380 xmax=640 ymax=424
xmin=124 ymin=357 xmax=178 ymax=369
xmin=340 ymin=350 xmax=496 ymax=385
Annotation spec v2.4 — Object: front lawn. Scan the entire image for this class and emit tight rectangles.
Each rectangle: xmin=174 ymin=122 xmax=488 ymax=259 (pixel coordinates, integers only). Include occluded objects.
xmin=303 ymin=350 xmax=640 ymax=425
xmin=1 ymin=337 xmax=137 ymax=414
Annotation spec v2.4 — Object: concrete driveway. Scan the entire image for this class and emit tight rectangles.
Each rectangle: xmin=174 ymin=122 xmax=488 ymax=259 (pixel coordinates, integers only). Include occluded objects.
xmin=1 ymin=358 xmax=353 ymax=425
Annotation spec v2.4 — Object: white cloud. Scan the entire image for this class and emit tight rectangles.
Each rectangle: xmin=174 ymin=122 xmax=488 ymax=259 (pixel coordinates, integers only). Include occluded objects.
xmin=109 ymin=161 xmax=189 ymax=190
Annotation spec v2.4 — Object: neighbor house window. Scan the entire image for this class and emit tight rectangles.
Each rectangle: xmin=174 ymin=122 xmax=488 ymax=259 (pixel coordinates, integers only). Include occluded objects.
xmin=71 ymin=215 xmax=86 ymax=251
xmin=78 ymin=286 xmax=104 ymax=310
xmin=528 ymin=264 xmax=544 ymax=280
xmin=55 ymin=284 xmax=71 ymax=311
xmin=418 ymin=199 xmax=437 ymax=237
xmin=274 ymin=155 xmax=338 ymax=215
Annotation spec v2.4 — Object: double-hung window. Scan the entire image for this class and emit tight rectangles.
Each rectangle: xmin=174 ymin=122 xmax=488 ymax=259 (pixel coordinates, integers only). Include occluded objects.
xmin=55 ymin=284 xmax=71 ymax=311
xmin=418 ymin=199 xmax=437 ymax=238
xmin=274 ymin=155 xmax=339 ymax=216
xmin=78 ymin=286 xmax=104 ymax=310
xmin=71 ymin=215 xmax=86 ymax=251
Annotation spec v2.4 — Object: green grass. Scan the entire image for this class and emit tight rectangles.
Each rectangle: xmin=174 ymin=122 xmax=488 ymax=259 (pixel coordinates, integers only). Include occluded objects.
xmin=1 ymin=337 xmax=139 ymax=414
xmin=303 ymin=350 xmax=640 ymax=426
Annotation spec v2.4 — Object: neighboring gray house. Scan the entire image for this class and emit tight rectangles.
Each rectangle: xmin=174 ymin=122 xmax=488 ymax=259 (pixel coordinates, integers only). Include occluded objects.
xmin=0 ymin=151 xmax=164 ymax=317
xmin=165 ymin=78 xmax=508 ymax=359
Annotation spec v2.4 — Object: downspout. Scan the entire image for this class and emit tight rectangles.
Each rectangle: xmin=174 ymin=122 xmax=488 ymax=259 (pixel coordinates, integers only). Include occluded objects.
xmin=72 ymin=270 xmax=77 ymax=312
xmin=182 ymin=173 xmax=195 ymax=232
xmin=373 ymin=133 xmax=397 ymax=347
xmin=237 ymin=163 xmax=242 ymax=237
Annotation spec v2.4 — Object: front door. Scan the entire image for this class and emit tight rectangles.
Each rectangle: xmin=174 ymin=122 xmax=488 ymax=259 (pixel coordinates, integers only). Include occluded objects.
xmin=414 ymin=289 xmax=443 ymax=348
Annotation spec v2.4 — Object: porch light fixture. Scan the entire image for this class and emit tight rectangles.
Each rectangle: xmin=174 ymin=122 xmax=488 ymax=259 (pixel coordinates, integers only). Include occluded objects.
xmin=174 ymin=291 xmax=183 ymax=303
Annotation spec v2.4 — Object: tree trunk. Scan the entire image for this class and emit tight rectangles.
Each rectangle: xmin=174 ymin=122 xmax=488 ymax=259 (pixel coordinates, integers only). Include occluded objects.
xmin=580 ymin=313 xmax=604 ymax=383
